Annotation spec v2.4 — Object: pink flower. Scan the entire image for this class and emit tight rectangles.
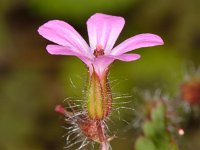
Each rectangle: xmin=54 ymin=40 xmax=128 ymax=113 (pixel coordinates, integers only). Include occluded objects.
xmin=38 ymin=13 xmax=164 ymax=78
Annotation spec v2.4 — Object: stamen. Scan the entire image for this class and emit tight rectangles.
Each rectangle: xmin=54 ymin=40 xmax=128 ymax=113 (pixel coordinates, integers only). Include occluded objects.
xmin=94 ymin=45 xmax=104 ymax=57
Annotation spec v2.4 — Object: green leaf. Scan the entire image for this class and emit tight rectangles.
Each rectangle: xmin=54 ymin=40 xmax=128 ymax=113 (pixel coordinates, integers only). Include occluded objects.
xmin=143 ymin=121 xmax=157 ymax=139
xmin=151 ymin=102 xmax=165 ymax=132
xmin=135 ymin=137 xmax=156 ymax=150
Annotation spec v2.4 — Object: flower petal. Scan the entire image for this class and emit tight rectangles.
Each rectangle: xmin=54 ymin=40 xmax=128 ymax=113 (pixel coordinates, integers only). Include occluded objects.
xmin=91 ymin=54 xmax=141 ymax=78
xmin=47 ymin=45 xmax=92 ymax=67
xmin=38 ymin=20 xmax=92 ymax=58
xmin=111 ymin=33 xmax=164 ymax=55
xmin=92 ymin=56 xmax=115 ymax=78
xmin=111 ymin=53 xmax=141 ymax=61
xmin=87 ymin=13 xmax=125 ymax=54
xmin=47 ymin=44 xmax=79 ymax=55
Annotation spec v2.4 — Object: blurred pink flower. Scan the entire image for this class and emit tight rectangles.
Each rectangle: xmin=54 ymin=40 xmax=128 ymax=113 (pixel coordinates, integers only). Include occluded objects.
xmin=38 ymin=13 xmax=163 ymax=78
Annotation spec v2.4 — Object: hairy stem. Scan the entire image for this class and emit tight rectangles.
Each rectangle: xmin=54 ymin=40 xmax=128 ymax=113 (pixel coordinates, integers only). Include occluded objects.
xmin=101 ymin=141 xmax=109 ymax=150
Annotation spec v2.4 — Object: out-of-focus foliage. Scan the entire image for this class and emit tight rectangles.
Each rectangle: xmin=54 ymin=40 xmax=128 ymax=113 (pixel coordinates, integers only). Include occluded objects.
xmin=135 ymin=101 xmax=178 ymax=150
xmin=29 ymin=0 xmax=136 ymax=22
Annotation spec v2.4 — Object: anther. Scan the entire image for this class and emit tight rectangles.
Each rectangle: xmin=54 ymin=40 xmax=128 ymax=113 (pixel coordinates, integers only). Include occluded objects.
xmin=94 ymin=45 xmax=104 ymax=57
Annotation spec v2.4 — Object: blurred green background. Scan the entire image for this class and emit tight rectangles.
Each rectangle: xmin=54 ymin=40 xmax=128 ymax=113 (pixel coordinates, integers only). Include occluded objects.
xmin=0 ymin=0 xmax=200 ymax=150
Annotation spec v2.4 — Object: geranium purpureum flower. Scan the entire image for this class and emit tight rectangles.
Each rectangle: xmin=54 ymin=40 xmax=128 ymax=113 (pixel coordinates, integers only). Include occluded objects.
xmin=38 ymin=13 xmax=163 ymax=78
xmin=38 ymin=13 xmax=164 ymax=149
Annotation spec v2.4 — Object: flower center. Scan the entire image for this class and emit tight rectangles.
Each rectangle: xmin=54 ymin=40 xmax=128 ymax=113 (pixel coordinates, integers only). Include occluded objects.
xmin=94 ymin=45 xmax=104 ymax=57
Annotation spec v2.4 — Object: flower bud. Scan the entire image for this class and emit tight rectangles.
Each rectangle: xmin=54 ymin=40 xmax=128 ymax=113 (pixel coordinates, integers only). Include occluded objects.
xmin=181 ymin=79 xmax=200 ymax=105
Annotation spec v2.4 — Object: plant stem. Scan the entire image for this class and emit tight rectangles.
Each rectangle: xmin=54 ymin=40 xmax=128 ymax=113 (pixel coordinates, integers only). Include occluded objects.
xmin=101 ymin=141 xmax=109 ymax=150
